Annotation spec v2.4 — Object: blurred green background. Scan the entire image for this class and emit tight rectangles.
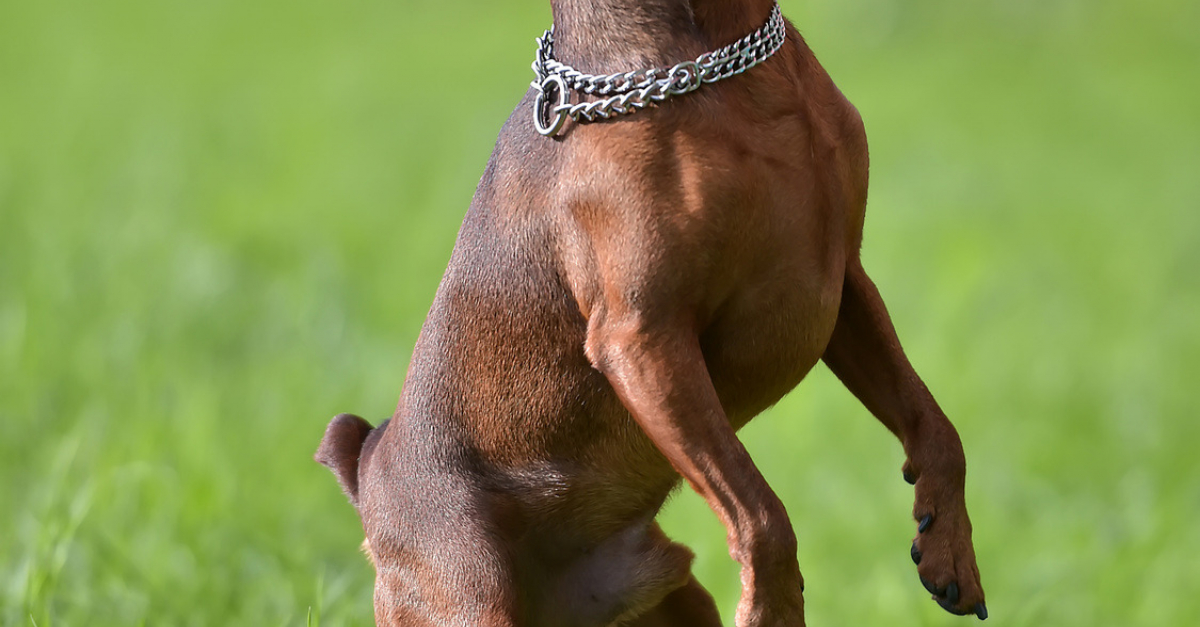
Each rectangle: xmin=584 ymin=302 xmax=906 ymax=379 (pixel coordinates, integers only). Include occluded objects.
xmin=2 ymin=0 xmax=1197 ymax=625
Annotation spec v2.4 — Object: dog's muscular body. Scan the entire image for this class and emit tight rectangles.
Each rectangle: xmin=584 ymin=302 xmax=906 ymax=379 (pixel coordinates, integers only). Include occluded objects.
xmin=316 ymin=1 xmax=986 ymax=625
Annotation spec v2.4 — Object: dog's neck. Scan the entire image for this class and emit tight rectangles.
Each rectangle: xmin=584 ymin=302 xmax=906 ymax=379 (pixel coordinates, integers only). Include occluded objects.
xmin=549 ymin=0 xmax=776 ymax=73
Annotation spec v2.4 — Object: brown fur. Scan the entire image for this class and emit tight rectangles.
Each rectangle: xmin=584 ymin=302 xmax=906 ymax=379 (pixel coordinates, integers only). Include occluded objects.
xmin=316 ymin=1 xmax=986 ymax=625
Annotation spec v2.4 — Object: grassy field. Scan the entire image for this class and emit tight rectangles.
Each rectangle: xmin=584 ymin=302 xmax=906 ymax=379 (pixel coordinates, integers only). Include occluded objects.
xmin=2 ymin=0 xmax=1198 ymax=625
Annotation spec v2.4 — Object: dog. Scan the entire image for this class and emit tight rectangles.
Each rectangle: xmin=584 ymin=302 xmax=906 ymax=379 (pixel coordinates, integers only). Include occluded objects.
xmin=316 ymin=1 xmax=987 ymax=625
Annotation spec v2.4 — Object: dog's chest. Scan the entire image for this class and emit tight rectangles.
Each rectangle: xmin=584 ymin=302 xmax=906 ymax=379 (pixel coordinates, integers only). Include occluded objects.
xmin=683 ymin=156 xmax=848 ymax=423
xmin=699 ymin=257 xmax=844 ymax=426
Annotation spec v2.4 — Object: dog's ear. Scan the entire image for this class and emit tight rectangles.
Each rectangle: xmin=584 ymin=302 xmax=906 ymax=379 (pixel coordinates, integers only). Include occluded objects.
xmin=315 ymin=413 xmax=374 ymax=507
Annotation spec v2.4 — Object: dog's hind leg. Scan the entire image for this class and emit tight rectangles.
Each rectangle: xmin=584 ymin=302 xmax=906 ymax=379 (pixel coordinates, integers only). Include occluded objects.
xmin=821 ymin=258 xmax=987 ymax=620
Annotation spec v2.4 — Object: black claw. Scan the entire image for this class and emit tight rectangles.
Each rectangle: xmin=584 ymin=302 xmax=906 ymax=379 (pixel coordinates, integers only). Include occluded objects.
xmin=945 ymin=581 xmax=960 ymax=605
xmin=975 ymin=602 xmax=988 ymax=620
xmin=920 ymin=575 xmax=941 ymax=596
xmin=918 ymin=514 xmax=933 ymax=533
xmin=910 ymin=541 xmax=922 ymax=565
xmin=903 ymin=468 xmax=917 ymax=485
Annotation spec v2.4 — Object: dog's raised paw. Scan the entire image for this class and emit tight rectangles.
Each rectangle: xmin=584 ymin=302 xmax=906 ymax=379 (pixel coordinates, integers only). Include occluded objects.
xmin=911 ymin=506 xmax=985 ymax=620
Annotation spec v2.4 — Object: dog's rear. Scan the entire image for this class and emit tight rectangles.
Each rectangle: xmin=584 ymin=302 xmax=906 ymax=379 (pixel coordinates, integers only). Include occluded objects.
xmin=318 ymin=2 xmax=985 ymax=625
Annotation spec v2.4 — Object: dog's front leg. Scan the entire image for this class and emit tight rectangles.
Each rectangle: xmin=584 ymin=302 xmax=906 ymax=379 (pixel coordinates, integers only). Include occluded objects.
xmin=586 ymin=311 xmax=806 ymax=627
xmin=821 ymin=258 xmax=987 ymax=619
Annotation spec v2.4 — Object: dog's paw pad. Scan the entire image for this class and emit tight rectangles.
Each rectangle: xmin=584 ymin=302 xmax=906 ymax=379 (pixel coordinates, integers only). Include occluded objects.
xmin=938 ymin=595 xmax=970 ymax=616
xmin=917 ymin=569 xmax=987 ymax=618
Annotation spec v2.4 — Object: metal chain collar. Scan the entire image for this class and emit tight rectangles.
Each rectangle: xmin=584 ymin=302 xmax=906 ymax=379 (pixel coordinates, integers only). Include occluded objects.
xmin=531 ymin=3 xmax=786 ymax=136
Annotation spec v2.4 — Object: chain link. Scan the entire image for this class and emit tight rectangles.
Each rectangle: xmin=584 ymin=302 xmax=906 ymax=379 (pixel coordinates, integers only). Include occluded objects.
xmin=532 ymin=4 xmax=786 ymax=135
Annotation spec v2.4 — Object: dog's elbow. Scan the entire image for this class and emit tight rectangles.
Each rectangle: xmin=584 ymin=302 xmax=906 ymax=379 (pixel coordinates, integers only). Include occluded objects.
xmin=584 ymin=313 xmax=668 ymax=375
xmin=583 ymin=320 xmax=630 ymax=377
xmin=584 ymin=311 xmax=704 ymax=401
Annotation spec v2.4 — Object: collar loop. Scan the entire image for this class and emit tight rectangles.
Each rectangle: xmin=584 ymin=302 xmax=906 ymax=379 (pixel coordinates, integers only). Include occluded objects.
xmin=531 ymin=3 xmax=786 ymax=136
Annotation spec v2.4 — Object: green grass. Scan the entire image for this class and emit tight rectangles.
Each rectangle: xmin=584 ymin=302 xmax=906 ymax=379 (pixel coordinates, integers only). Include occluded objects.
xmin=2 ymin=0 xmax=1198 ymax=625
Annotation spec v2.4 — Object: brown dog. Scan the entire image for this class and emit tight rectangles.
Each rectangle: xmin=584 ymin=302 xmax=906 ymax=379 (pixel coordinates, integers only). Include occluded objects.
xmin=316 ymin=1 xmax=986 ymax=625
